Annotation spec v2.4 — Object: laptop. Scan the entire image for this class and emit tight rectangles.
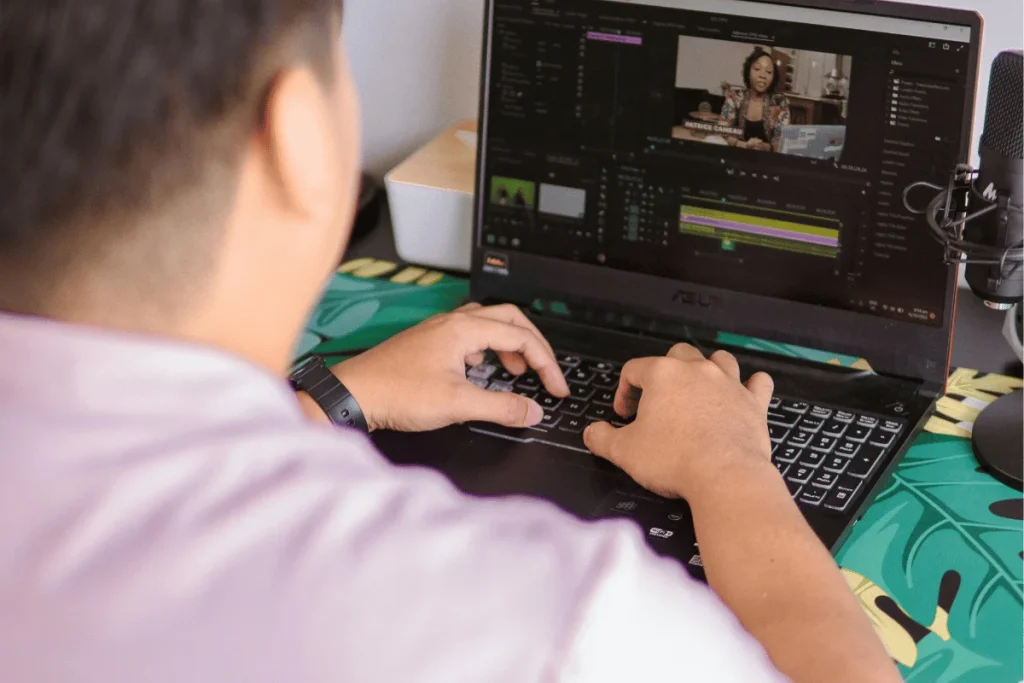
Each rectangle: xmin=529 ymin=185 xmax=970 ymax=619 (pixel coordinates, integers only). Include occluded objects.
xmin=374 ymin=0 xmax=982 ymax=579
xmin=780 ymin=125 xmax=848 ymax=161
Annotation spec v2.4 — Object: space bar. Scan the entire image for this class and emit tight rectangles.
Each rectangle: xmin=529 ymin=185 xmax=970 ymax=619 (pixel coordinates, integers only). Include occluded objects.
xmin=468 ymin=424 xmax=590 ymax=454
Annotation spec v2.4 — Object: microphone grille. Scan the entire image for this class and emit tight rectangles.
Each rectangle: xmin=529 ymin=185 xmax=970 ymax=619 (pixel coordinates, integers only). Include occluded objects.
xmin=981 ymin=50 xmax=1023 ymax=160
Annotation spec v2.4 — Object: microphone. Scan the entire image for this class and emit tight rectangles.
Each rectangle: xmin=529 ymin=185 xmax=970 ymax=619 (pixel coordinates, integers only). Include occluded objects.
xmin=902 ymin=50 xmax=1023 ymax=310
xmin=903 ymin=50 xmax=1023 ymax=491
xmin=965 ymin=50 xmax=1024 ymax=309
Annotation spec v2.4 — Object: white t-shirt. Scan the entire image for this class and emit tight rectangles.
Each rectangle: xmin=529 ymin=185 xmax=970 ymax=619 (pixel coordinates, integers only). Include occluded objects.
xmin=0 ymin=313 xmax=786 ymax=682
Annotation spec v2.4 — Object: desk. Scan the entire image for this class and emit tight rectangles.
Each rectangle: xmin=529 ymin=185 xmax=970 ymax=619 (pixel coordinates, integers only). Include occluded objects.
xmin=328 ymin=210 xmax=1023 ymax=682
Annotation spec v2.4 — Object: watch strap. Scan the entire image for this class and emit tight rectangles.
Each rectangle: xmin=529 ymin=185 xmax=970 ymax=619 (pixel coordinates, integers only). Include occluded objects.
xmin=289 ymin=356 xmax=369 ymax=432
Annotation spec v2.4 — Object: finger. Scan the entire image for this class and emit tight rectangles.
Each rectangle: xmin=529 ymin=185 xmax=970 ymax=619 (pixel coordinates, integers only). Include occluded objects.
xmin=465 ymin=352 xmax=486 ymax=367
xmin=456 ymin=302 xmax=484 ymax=313
xmin=745 ymin=372 xmax=775 ymax=411
xmin=666 ymin=343 xmax=705 ymax=362
xmin=496 ymin=351 xmax=528 ymax=376
xmin=614 ymin=357 xmax=660 ymax=416
xmin=464 ymin=304 xmax=556 ymax=360
xmin=583 ymin=421 xmax=622 ymax=462
xmin=455 ymin=386 xmax=544 ymax=427
xmin=709 ymin=350 xmax=741 ymax=381
xmin=459 ymin=318 xmax=569 ymax=397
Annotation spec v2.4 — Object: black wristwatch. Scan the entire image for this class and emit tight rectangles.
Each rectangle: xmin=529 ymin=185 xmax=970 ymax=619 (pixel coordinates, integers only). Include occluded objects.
xmin=289 ymin=355 xmax=369 ymax=432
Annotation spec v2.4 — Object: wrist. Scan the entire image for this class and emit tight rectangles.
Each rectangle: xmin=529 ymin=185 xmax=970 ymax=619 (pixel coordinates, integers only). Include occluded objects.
xmin=296 ymin=390 xmax=331 ymax=424
xmin=289 ymin=356 xmax=372 ymax=432
xmin=329 ymin=360 xmax=380 ymax=432
xmin=682 ymin=455 xmax=786 ymax=511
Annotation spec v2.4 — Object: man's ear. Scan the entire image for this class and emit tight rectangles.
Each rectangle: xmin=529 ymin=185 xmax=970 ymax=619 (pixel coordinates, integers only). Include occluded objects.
xmin=262 ymin=67 xmax=336 ymax=226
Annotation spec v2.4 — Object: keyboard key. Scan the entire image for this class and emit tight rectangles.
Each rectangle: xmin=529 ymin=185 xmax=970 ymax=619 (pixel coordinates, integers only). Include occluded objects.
xmin=770 ymin=397 xmax=782 ymax=410
xmin=774 ymin=461 xmax=791 ymax=477
xmin=556 ymin=353 xmax=581 ymax=368
xmin=540 ymin=412 xmax=561 ymax=429
xmin=834 ymin=410 xmax=856 ymax=423
xmin=570 ymin=385 xmax=595 ymax=401
xmin=836 ymin=476 xmax=864 ymax=496
xmin=586 ymin=405 xmax=613 ymax=422
xmin=798 ymin=450 xmax=826 ymax=468
xmin=810 ymin=405 xmax=833 ymax=420
xmin=847 ymin=446 xmax=886 ymax=479
xmin=768 ymin=424 xmax=790 ymax=444
xmin=487 ymin=381 xmax=514 ymax=392
xmin=811 ymin=470 xmax=839 ymax=490
xmin=514 ymin=388 xmax=537 ymax=400
xmin=810 ymin=435 xmax=838 ymax=453
xmin=857 ymin=415 xmax=880 ymax=428
xmin=594 ymin=390 xmax=616 ymax=406
xmin=560 ymin=400 xmax=587 ymax=416
xmin=786 ymin=466 xmax=814 ymax=485
xmin=467 ymin=363 xmax=497 ymax=380
xmin=835 ymin=440 xmax=861 ymax=458
xmin=797 ymin=417 xmax=824 ymax=433
xmin=786 ymin=479 xmax=803 ymax=498
xmin=586 ymin=360 xmax=618 ymax=374
xmin=775 ymin=446 xmax=803 ymax=463
xmin=798 ymin=486 xmax=827 ymax=507
xmin=845 ymin=425 xmax=873 ymax=443
xmin=823 ymin=456 xmax=850 ymax=474
xmin=789 ymin=430 xmax=813 ymax=448
xmin=768 ymin=410 xmax=799 ymax=428
xmin=566 ymin=368 xmax=595 ymax=384
xmin=468 ymin=376 xmax=490 ymax=389
xmin=823 ymin=481 xmax=861 ymax=512
xmin=781 ymin=400 xmax=810 ymax=415
xmin=515 ymin=375 xmax=541 ymax=391
xmin=881 ymin=420 xmax=904 ymax=434
xmin=559 ymin=417 xmax=586 ymax=433
xmin=537 ymin=393 xmax=562 ymax=410
xmin=870 ymin=430 xmax=896 ymax=448
xmin=594 ymin=373 xmax=619 ymax=390
xmin=494 ymin=370 xmax=516 ymax=383
xmin=821 ymin=420 xmax=848 ymax=438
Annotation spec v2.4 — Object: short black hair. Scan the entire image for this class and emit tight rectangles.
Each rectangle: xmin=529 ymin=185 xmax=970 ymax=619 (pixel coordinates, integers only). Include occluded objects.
xmin=742 ymin=47 xmax=780 ymax=94
xmin=0 ymin=0 xmax=338 ymax=315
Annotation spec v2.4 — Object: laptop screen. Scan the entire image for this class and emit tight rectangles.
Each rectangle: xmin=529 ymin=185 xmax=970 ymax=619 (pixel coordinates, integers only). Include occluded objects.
xmin=477 ymin=0 xmax=974 ymax=328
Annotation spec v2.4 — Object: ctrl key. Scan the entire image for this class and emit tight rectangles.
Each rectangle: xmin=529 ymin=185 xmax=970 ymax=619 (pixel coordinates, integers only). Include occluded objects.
xmin=823 ymin=478 xmax=864 ymax=514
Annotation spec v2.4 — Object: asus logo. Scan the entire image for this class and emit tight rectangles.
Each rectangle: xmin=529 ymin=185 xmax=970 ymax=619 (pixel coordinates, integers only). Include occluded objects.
xmin=672 ymin=290 xmax=718 ymax=308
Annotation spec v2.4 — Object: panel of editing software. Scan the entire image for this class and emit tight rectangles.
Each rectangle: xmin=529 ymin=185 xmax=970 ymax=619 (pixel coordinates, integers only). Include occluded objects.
xmin=478 ymin=0 xmax=973 ymax=326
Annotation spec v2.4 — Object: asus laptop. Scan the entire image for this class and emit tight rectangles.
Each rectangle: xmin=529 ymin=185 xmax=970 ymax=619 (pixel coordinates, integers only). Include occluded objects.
xmin=374 ymin=0 xmax=982 ymax=579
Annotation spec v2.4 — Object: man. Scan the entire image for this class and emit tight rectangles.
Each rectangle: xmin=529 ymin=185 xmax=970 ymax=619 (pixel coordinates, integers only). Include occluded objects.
xmin=0 ymin=2 xmax=899 ymax=681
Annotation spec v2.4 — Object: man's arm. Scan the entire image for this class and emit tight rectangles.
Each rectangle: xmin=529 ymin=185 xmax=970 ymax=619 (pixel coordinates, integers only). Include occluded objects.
xmin=584 ymin=345 xmax=900 ymax=683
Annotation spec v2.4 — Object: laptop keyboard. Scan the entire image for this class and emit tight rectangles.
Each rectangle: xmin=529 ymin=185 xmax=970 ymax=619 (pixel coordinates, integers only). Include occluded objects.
xmin=467 ymin=350 xmax=906 ymax=516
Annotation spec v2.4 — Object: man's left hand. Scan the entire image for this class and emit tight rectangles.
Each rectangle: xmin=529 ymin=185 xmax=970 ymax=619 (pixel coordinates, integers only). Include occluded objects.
xmin=316 ymin=303 xmax=570 ymax=432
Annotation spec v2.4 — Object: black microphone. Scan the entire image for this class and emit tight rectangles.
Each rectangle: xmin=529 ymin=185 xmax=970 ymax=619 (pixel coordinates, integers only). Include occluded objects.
xmin=965 ymin=50 xmax=1024 ymax=309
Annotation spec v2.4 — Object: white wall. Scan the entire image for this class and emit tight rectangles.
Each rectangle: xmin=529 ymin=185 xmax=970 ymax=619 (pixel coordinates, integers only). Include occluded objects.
xmin=345 ymin=0 xmax=1022 ymax=177
xmin=675 ymin=37 xmax=754 ymax=92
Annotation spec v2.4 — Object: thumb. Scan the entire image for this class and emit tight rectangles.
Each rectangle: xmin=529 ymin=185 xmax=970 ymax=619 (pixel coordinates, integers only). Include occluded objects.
xmin=456 ymin=386 xmax=544 ymax=428
xmin=583 ymin=422 xmax=620 ymax=462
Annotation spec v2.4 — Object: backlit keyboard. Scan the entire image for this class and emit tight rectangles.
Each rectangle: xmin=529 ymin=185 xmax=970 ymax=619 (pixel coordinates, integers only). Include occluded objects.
xmin=468 ymin=350 xmax=906 ymax=516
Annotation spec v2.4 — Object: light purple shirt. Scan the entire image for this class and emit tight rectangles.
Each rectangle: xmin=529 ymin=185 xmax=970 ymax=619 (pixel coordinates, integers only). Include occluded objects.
xmin=0 ymin=312 xmax=785 ymax=682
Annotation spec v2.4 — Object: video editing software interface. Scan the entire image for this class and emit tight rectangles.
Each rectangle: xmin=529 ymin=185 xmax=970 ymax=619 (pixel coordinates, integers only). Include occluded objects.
xmin=479 ymin=0 xmax=973 ymax=326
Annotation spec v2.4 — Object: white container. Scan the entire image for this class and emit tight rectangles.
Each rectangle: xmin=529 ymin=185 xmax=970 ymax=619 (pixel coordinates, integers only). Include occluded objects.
xmin=385 ymin=120 xmax=477 ymax=272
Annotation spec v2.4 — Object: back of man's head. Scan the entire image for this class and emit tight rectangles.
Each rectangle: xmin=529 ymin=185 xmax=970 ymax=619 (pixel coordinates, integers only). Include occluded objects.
xmin=0 ymin=0 xmax=338 ymax=319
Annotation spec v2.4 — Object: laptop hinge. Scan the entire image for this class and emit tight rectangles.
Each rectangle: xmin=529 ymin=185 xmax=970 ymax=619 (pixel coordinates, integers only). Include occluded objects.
xmin=481 ymin=296 xmax=947 ymax=396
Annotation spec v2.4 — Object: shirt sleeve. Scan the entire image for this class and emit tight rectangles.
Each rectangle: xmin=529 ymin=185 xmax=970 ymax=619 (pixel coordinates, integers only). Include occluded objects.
xmin=555 ymin=530 xmax=789 ymax=683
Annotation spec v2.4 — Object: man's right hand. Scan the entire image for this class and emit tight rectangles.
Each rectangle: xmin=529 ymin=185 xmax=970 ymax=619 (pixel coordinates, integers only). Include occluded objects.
xmin=584 ymin=343 xmax=777 ymax=502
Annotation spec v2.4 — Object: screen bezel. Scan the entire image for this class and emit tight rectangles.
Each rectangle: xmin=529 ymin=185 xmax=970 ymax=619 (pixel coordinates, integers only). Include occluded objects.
xmin=470 ymin=0 xmax=984 ymax=388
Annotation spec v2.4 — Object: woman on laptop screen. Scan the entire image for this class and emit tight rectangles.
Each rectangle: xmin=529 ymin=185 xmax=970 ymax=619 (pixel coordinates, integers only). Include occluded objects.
xmin=719 ymin=47 xmax=792 ymax=152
